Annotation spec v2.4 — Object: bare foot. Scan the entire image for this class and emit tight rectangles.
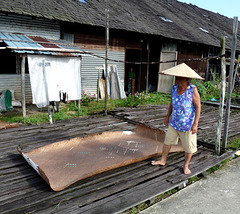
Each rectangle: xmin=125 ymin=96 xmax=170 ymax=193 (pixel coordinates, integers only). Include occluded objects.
xmin=183 ymin=167 xmax=191 ymax=175
xmin=151 ymin=160 xmax=165 ymax=166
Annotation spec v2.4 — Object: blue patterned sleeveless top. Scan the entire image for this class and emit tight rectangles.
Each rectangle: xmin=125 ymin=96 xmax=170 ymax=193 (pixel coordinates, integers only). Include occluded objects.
xmin=170 ymin=83 xmax=196 ymax=132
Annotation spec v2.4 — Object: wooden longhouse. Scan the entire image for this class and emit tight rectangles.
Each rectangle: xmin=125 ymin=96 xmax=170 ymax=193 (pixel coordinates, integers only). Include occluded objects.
xmin=0 ymin=0 xmax=240 ymax=103
xmin=0 ymin=1 xmax=240 ymax=212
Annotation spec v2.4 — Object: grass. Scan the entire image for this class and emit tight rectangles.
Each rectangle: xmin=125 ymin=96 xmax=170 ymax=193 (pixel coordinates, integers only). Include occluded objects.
xmin=0 ymin=91 xmax=171 ymax=125
xmin=228 ymin=136 xmax=240 ymax=149
xmin=124 ymin=188 xmax=178 ymax=214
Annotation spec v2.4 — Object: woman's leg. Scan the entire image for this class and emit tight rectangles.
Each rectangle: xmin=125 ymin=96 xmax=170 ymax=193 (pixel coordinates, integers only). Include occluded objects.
xmin=184 ymin=152 xmax=193 ymax=174
xmin=151 ymin=144 xmax=172 ymax=165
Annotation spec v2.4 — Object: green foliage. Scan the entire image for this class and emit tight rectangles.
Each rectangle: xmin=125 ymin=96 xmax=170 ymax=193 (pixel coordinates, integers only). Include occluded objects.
xmin=206 ymin=158 xmax=231 ymax=174
xmin=54 ymin=110 xmax=77 ymax=121
xmin=0 ymin=113 xmax=50 ymax=125
xmin=124 ymin=91 xmax=170 ymax=107
xmin=191 ymin=79 xmax=207 ymax=98
xmin=81 ymin=90 xmax=96 ymax=106
xmin=191 ymin=79 xmax=222 ymax=101
xmin=228 ymin=136 xmax=240 ymax=149
xmin=192 ymin=73 xmax=240 ymax=102
xmin=148 ymin=92 xmax=171 ymax=104
xmin=124 ymin=92 xmax=150 ymax=107
xmin=0 ymin=92 xmax=171 ymax=125
xmin=126 ymin=188 xmax=178 ymax=214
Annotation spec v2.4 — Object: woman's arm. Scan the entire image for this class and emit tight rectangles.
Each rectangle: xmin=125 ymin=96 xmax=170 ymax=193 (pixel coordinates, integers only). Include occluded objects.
xmin=191 ymin=87 xmax=201 ymax=134
xmin=164 ymin=97 xmax=173 ymax=126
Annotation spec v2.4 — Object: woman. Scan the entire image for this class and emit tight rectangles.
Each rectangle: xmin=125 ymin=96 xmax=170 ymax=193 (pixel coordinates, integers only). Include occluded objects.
xmin=152 ymin=63 xmax=203 ymax=175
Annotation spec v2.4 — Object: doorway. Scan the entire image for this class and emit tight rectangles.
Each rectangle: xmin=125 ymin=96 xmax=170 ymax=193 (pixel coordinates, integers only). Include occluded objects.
xmin=125 ymin=49 xmax=141 ymax=94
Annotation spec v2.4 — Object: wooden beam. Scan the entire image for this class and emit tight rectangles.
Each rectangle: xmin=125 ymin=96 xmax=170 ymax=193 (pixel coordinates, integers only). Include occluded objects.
xmin=105 ymin=6 xmax=109 ymax=116
xmin=232 ymin=55 xmax=240 ymax=90
xmin=146 ymin=39 xmax=150 ymax=94
xmin=215 ymin=36 xmax=226 ymax=155
xmin=21 ymin=55 xmax=26 ymax=119
xmin=223 ymin=17 xmax=238 ymax=148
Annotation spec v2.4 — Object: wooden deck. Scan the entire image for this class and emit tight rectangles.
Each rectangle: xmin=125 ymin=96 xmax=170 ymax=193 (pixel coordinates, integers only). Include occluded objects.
xmin=0 ymin=104 xmax=239 ymax=214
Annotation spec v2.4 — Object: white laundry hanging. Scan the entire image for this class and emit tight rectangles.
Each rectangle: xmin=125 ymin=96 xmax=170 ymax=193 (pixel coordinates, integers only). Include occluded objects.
xmin=28 ymin=55 xmax=81 ymax=108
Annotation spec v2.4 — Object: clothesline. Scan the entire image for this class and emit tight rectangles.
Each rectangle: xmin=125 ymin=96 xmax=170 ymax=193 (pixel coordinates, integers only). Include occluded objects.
xmin=2 ymin=38 xmax=229 ymax=65
xmin=114 ymin=54 xmax=227 ymax=65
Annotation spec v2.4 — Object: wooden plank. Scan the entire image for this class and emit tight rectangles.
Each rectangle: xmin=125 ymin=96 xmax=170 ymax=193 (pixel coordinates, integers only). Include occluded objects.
xmin=8 ymin=148 xmax=208 ymax=213
xmin=168 ymin=150 xmax=235 ymax=184
xmin=47 ymin=149 xmax=230 ymax=214
xmin=0 ymin=104 xmax=239 ymax=214
xmin=0 ymin=147 xmax=199 ymax=213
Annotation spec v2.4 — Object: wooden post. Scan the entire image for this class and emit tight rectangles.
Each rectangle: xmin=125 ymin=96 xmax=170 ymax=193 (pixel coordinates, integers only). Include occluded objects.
xmin=21 ymin=55 xmax=26 ymax=120
xmin=206 ymin=50 xmax=210 ymax=81
xmin=105 ymin=5 xmax=109 ymax=116
xmin=215 ymin=37 xmax=226 ymax=155
xmin=78 ymin=100 xmax=81 ymax=117
xmin=78 ymin=56 xmax=82 ymax=117
xmin=222 ymin=17 xmax=238 ymax=148
xmin=97 ymin=69 xmax=100 ymax=101
xmin=146 ymin=39 xmax=150 ymax=94
xmin=47 ymin=104 xmax=52 ymax=124
xmin=232 ymin=55 xmax=240 ymax=91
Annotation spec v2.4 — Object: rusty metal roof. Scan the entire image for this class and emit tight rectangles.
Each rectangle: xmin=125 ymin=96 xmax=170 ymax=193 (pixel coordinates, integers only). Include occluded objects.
xmin=1 ymin=0 xmax=240 ymax=50
xmin=0 ymin=32 xmax=84 ymax=56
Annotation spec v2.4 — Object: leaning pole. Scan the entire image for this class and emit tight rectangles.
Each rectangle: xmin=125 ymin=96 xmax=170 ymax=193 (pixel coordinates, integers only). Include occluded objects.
xmin=222 ymin=17 xmax=238 ymax=149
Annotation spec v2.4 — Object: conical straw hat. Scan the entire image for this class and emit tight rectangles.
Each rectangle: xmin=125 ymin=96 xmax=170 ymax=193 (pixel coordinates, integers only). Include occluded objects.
xmin=159 ymin=63 xmax=204 ymax=80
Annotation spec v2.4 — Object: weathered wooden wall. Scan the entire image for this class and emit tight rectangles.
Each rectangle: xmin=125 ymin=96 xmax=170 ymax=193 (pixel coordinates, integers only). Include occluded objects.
xmin=177 ymin=41 xmax=209 ymax=78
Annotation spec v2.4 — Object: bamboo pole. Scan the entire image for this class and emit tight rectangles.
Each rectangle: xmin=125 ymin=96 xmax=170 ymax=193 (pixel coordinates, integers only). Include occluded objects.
xmin=78 ymin=56 xmax=82 ymax=117
xmin=232 ymin=55 xmax=240 ymax=91
xmin=104 ymin=6 xmax=109 ymax=116
xmin=222 ymin=17 xmax=238 ymax=148
xmin=146 ymin=39 xmax=150 ymax=94
xmin=21 ymin=55 xmax=26 ymax=120
xmin=215 ymin=36 xmax=226 ymax=155
xmin=97 ymin=69 xmax=100 ymax=102
xmin=78 ymin=100 xmax=81 ymax=117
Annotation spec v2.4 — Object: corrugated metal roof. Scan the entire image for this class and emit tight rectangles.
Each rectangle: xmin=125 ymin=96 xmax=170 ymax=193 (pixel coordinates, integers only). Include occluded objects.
xmin=1 ymin=0 xmax=240 ymax=50
xmin=0 ymin=32 xmax=84 ymax=56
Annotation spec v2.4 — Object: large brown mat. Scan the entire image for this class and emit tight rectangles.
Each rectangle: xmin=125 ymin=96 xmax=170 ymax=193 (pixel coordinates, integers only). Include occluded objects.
xmin=18 ymin=124 xmax=184 ymax=191
xmin=0 ymin=120 xmax=19 ymax=130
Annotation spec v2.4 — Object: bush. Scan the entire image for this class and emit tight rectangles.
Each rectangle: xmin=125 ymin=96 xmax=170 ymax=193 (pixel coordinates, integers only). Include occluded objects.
xmin=81 ymin=90 xmax=96 ymax=106
xmin=124 ymin=92 xmax=149 ymax=107
xmin=123 ymin=91 xmax=170 ymax=107
xmin=191 ymin=79 xmax=207 ymax=98
xmin=192 ymin=79 xmax=221 ymax=101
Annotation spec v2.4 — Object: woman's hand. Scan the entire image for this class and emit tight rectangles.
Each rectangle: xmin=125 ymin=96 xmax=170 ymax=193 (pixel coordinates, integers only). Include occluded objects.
xmin=164 ymin=117 xmax=170 ymax=126
xmin=191 ymin=123 xmax=198 ymax=134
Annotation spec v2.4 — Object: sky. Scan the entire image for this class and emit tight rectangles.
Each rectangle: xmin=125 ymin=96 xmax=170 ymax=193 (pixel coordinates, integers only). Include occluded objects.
xmin=177 ymin=0 xmax=239 ymax=19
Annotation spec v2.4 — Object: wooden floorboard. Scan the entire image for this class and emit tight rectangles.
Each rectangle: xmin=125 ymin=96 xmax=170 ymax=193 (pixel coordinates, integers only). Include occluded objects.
xmin=0 ymin=104 xmax=238 ymax=214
